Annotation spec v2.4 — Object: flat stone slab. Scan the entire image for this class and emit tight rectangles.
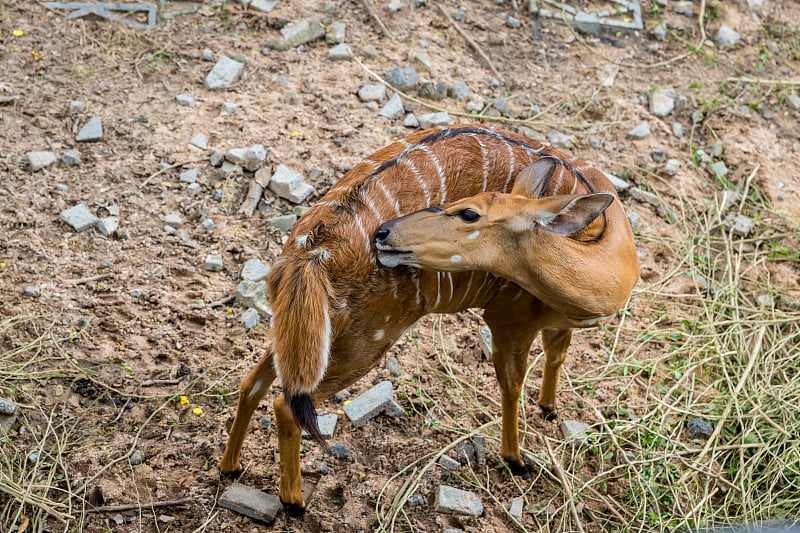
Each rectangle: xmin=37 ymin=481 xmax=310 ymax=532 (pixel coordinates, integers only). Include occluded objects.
xmin=76 ymin=116 xmax=103 ymax=142
xmin=302 ymin=413 xmax=338 ymax=439
xmin=26 ymin=151 xmax=57 ymax=171
xmin=241 ymin=258 xmax=270 ymax=282
xmin=560 ymin=420 xmax=590 ymax=442
xmin=218 ymin=483 xmax=281 ymax=523
xmin=343 ymin=380 xmax=404 ymax=428
xmin=434 ymin=485 xmax=483 ymax=517
xmin=268 ymin=164 xmax=314 ymax=204
xmin=478 ymin=325 xmax=492 ymax=359
xmin=204 ymin=56 xmax=244 ymax=90
xmin=60 ymin=203 xmax=98 ymax=232
xmin=0 ymin=398 xmax=21 ymax=433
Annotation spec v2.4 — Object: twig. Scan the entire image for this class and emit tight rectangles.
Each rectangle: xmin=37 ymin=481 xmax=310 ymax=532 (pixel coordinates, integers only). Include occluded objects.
xmin=436 ymin=3 xmax=501 ymax=79
xmin=188 ymin=294 xmax=235 ymax=311
xmin=66 ymin=273 xmax=113 ymax=285
xmin=361 ymin=0 xmax=392 ymax=39
xmin=543 ymin=438 xmax=586 ymax=533
xmin=140 ymin=379 xmax=182 ymax=387
xmin=140 ymin=157 xmax=205 ymax=189
xmin=110 ymin=398 xmax=131 ymax=424
xmin=85 ymin=497 xmax=194 ymax=513
xmin=726 ymin=77 xmax=800 ymax=86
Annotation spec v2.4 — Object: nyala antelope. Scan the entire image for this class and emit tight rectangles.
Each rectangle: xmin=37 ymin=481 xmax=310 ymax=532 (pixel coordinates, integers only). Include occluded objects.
xmin=219 ymin=125 xmax=639 ymax=512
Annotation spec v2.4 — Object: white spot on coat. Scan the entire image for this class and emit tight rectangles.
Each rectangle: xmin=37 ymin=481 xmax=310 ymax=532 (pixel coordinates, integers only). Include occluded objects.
xmin=373 ymin=329 xmax=385 ymax=341
xmin=451 ymin=255 xmax=462 ymax=263
xmin=468 ymin=231 xmax=480 ymax=240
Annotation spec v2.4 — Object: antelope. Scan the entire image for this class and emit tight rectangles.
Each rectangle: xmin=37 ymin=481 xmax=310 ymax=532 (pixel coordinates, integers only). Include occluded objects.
xmin=219 ymin=125 xmax=639 ymax=513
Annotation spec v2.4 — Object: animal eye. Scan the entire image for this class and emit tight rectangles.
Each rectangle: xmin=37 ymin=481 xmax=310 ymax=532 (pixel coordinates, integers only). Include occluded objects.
xmin=457 ymin=209 xmax=480 ymax=223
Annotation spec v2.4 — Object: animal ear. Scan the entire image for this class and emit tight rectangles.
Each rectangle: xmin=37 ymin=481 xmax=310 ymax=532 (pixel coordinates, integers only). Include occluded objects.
xmin=536 ymin=193 xmax=615 ymax=237
xmin=511 ymin=158 xmax=557 ymax=198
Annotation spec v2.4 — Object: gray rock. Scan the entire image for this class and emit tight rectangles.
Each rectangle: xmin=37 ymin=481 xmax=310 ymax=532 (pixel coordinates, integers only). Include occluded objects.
xmin=69 ymin=100 xmax=85 ymax=114
xmin=319 ymin=462 xmax=329 ymax=475
xmin=218 ymin=483 xmax=281 ymax=523
xmin=387 ymin=356 xmax=403 ymax=377
xmin=473 ymin=435 xmax=487 ymax=465
xmin=244 ymin=144 xmax=268 ymax=172
xmin=385 ymin=66 xmax=420 ymax=90
xmin=358 ymin=83 xmax=386 ymax=102
xmin=434 ymin=485 xmax=483 ymax=517
xmin=448 ymin=81 xmax=470 ymax=101
xmin=716 ymin=25 xmax=741 ymax=47
xmin=649 ymin=88 xmax=676 ymax=117
xmin=24 ymin=285 xmax=41 ymax=297
xmin=509 ymin=496 xmax=524 ymax=522
xmin=189 ymin=133 xmax=208 ymax=150
xmin=710 ymin=161 xmax=728 ymax=178
xmin=787 ymin=95 xmax=800 ymax=110
xmin=438 ymin=454 xmax=460 ymax=471
xmin=409 ymin=49 xmax=432 ymax=71
xmin=222 ymin=101 xmax=238 ymax=114
xmin=60 ymin=204 xmax=98 ymax=232
xmin=328 ymin=43 xmax=351 ymax=61
xmin=418 ymin=112 xmax=452 ymax=129
xmin=710 ymin=140 xmax=724 ymax=158
xmin=225 ymin=148 xmax=248 ymax=166
xmin=242 ymin=308 xmax=260 ymax=330
xmin=97 ymin=217 xmax=119 ymax=237
xmin=671 ymin=122 xmax=684 ymax=139
xmin=204 ymin=56 xmax=245 ymax=90
xmin=129 ymin=449 xmax=145 ymax=465
xmin=267 ymin=214 xmax=297 ymax=231
xmin=202 ymin=219 xmax=214 ymax=232
xmin=560 ymin=420 xmax=590 ymax=442
xmin=686 ymin=417 xmax=714 ymax=440
xmin=408 ymin=493 xmax=425 ymax=507
xmin=210 ymin=150 xmax=225 ymax=167
xmin=506 ymin=15 xmax=521 ymax=28
xmin=27 ymin=451 xmax=40 ymax=467
xmin=627 ymin=120 xmax=651 ymax=139
xmin=626 ymin=208 xmax=641 ymax=232
xmin=651 ymin=148 xmax=666 ymax=163
xmin=361 ymin=44 xmax=378 ymax=58
xmin=653 ymin=21 xmax=667 ymax=41
xmin=202 ymin=49 xmax=214 ymax=61
xmin=250 ymin=0 xmax=278 ymax=12
xmin=326 ymin=20 xmax=346 ymax=44
xmin=187 ymin=183 xmax=202 ymax=197
xmin=673 ymin=1 xmax=693 ymax=16
xmin=478 ymin=325 xmax=493 ymax=359
xmin=130 ymin=289 xmax=143 ymax=298
xmin=293 ymin=205 xmax=311 ymax=217
xmin=343 ymin=380 xmax=404 ymax=427
xmin=518 ymin=126 xmax=546 ymax=143
xmin=176 ymin=94 xmax=195 ymax=106
xmin=302 ymin=413 xmax=338 ymax=439
xmin=61 ymin=149 xmax=80 ymax=166
xmin=723 ymin=213 xmax=754 ymax=237
xmin=180 ymin=168 xmax=198 ymax=183
xmin=55 ymin=184 xmax=69 ymax=192
xmin=454 ymin=442 xmax=475 ymax=464
xmin=603 ymin=171 xmax=632 ymax=192
xmin=0 ymin=398 xmax=21 ymax=433
xmin=379 ymin=93 xmax=405 ymax=119
xmin=403 ymin=113 xmax=419 ymax=128
xmin=261 ymin=417 xmax=272 ymax=430
xmin=629 ymin=187 xmax=661 ymax=207
xmin=419 ymin=81 xmax=448 ymax=101
xmin=268 ymin=164 xmax=315 ymax=204
xmin=76 ymin=116 xmax=103 ymax=142
xmin=205 ymin=253 xmax=223 ymax=272
xmin=329 ymin=443 xmax=351 ymax=459
xmin=548 ymin=129 xmax=573 ymax=149
xmin=241 ymin=258 xmax=270 ymax=282
xmin=720 ymin=189 xmax=742 ymax=212
xmin=164 ymin=214 xmax=183 ymax=229
xmin=267 ymin=17 xmax=325 ymax=49
xmin=664 ymin=158 xmax=680 ymax=176
xmin=236 ymin=280 xmax=273 ymax=318
xmin=26 ymin=151 xmax=57 ymax=171
xmin=692 ymin=110 xmax=704 ymax=123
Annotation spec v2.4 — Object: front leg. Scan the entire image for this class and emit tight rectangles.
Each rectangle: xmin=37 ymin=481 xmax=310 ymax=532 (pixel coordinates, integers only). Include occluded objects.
xmin=538 ymin=328 xmax=572 ymax=420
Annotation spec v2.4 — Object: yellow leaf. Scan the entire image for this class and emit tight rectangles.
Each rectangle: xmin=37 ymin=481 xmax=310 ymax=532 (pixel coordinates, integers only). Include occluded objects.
xmin=193 ymin=407 xmax=204 ymax=415
xmin=13 ymin=29 xmax=24 ymax=37
xmin=180 ymin=396 xmax=189 ymax=405
xmin=290 ymin=131 xmax=300 ymax=138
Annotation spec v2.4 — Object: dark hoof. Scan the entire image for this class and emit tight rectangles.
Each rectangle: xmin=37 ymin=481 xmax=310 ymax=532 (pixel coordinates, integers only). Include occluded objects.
xmin=504 ymin=459 xmax=531 ymax=480
xmin=539 ymin=405 xmax=558 ymax=422
xmin=220 ymin=468 xmax=243 ymax=480
xmin=283 ymin=502 xmax=306 ymax=517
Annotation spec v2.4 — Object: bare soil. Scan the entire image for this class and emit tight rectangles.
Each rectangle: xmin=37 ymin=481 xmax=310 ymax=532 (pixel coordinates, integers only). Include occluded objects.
xmin=1 ymin=0 xmax=799 ymax=531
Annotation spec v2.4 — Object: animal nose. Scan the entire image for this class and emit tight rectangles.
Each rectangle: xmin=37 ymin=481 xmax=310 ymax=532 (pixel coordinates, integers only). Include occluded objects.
xmin=375 ymin=227 xmax=390 ymax=243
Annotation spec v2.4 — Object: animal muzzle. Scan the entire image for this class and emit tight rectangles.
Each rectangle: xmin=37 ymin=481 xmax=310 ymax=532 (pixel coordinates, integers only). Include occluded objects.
xmin=374 ymin=207 xmax=443 ymax=268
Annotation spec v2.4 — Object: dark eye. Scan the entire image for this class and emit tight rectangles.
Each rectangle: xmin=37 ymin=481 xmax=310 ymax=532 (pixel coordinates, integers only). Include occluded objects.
xmin=457 ymin=209 xmax=481 ymax=223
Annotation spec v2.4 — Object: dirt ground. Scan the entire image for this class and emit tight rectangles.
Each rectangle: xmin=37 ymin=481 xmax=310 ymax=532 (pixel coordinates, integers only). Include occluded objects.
xmin=1 ymin=0 xmax=799 ymax=531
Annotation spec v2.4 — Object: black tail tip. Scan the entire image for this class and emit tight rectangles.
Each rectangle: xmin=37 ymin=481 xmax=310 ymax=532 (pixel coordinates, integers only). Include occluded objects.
xmin=287 ymin=391 xmax=329 ymax=450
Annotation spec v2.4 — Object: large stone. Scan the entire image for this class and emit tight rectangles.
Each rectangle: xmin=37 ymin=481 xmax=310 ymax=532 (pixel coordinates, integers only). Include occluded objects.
xmin=204 ymin=56 xmax=245 ymax=90
xmin=76 ymin=116 xmax=103 ymax=142
xmin=328 ymin=43 xmax=351 ymax=61
xmin=241 ymin=258 xmax=270 ymax=282
xmin=326 ymin=21 xmax=346 ymax=44
xmin=385 ymin=66 xmax=420 ymax=90
xmin=627 ymin=120 xmax=651 ymax=139
xmin=343 ymin=380 xmax=404 ymax=427
xmin=26 ymin=151 xmax=57 ymax=171
xmin=417 ymin=112 xmax=452 ymax=129
xmin=218 ymin=483 xmax=281 ymax=523
xmin=302 ymin=413 xmax=338 ymax=439
xmin=0 ymin=398 xmax=21 ymax=433
xmin=560 ymin=420 xmax=590 ymax=442
xmin=378 ymin=93 xmax=404 ymax=119
xmin=649 ymin=88 xmax=676 ymax=117
xmin=266 ymin=17 xmax=325 ymax=50
xmin=60 ymin=204 xmax=98 ymax=232
xmin=358 ymin=83 xmax=386 ymax=102
xmin=434 ymin=485 xmax=483 ymax=517
xmin=716 ymin=25 xmax=741 ymax=47
xmin=268 ymin=164 xmax=314 ymax=204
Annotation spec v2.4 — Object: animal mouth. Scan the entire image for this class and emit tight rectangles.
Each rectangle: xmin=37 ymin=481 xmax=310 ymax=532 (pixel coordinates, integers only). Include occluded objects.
xmin=375 ymin=244 xmax=415 ymax=268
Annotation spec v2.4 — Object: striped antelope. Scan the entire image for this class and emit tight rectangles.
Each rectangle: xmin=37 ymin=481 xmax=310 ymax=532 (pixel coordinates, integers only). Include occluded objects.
xmin=219 ymin=125 xmax=639 ymax=512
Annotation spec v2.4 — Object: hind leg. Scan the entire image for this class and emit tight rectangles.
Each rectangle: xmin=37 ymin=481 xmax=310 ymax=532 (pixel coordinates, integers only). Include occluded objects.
xmin=538 ymin=328 xmax=572 ymax=420
xmin=483 ymin=298 xmax=540 ymax=477
xmin=219 ymin=351 xmax=277 ymax=474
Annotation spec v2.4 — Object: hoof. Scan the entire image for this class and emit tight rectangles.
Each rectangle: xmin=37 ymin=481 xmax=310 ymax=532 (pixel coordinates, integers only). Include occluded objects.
xmin=219 ymin=467 xmax=243 ymax=479
xmin=283 ymin=502 xmax=306 ymax=517
xmin=539 ymin=405 xmax=558 ymax=422
xmin=504 ymin=459 xmax=531 ymax=480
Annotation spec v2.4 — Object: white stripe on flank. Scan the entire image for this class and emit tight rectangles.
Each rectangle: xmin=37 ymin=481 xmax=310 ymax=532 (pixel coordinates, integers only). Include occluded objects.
xmin=475 ymin=272 xmax=491 ymax=299
xmin=433 ymin=272 xmax=442 ymax=310
xmin=472 ymin=135 xmax=490 ymax=192
xmin=360 ymin=189 xmax=384 ymax=223
xmin=400 ymin=159 xmax=431 ymax=207
xmin=446 ymin=273 xmax=454 ymax=305
xmin=460 ymin=271 xmax=475 ymax=307
xmin=377 ymin=180 xmax=402 ymax=217
xmin=418 ymin=144 xmax=447 ymax=203
xmin=352 ymin=211 xmax=372 ymax=255
xmin=503 ymin=141 xmax=516 ymax=192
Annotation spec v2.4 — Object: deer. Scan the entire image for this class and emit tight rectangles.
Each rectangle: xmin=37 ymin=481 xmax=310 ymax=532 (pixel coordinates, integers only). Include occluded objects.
xmin=218 ymin=125 xmax=639 ymax=514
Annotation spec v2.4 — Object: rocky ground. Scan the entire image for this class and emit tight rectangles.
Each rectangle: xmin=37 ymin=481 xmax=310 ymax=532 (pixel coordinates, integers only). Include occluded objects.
xmin=1 ymin=0 xmax=799 ymax=531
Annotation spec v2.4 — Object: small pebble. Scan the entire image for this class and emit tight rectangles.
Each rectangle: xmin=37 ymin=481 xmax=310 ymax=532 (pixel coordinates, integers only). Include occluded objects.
xmin=25 ymin=285 xmax=41 ymax=297
xmin=202 ymin=219 xmax=215 ymax=232
xmin=164 ymin=214 xmax=183 ymax=229
xmin=261 ymin=417 xmax=272 ymax=430
xmin=329 ymin=443 xmax=351 ymax=460
xmin=205 ymin=253 xmax=223 ymax=272
xmin=189 ymin=134 xmax=208 ymax=150
xmin=129 ymin=450 xmax=145 ymax=465
xmin=27 ymin=451 xmax=40 ymax=467
xmin=176 ymin=94 xmax=195 ymax=106
xmin=686 ymin=417 xmax=714 ymax=440
xmin=180 ymin=168 xmax=198 ymax=183
xmin=242 ymin=308 xmax=260 ymax=329
xmin=61 ymin=149 xmax=80 ymax=166
xmin=69 ymin=100 xmax=85 ymax=114
xmin=130 ymin=289 xmax=143 ymax=298
xmin=202 ymin=49 xmax=214 ymax=61
xmin=222 ymin=102 xmax=238 ymax=114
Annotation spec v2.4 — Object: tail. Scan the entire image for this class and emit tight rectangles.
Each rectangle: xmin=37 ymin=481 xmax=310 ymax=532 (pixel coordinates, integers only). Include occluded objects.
xmin=270 ymin=257 xmax=333 ymax=447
